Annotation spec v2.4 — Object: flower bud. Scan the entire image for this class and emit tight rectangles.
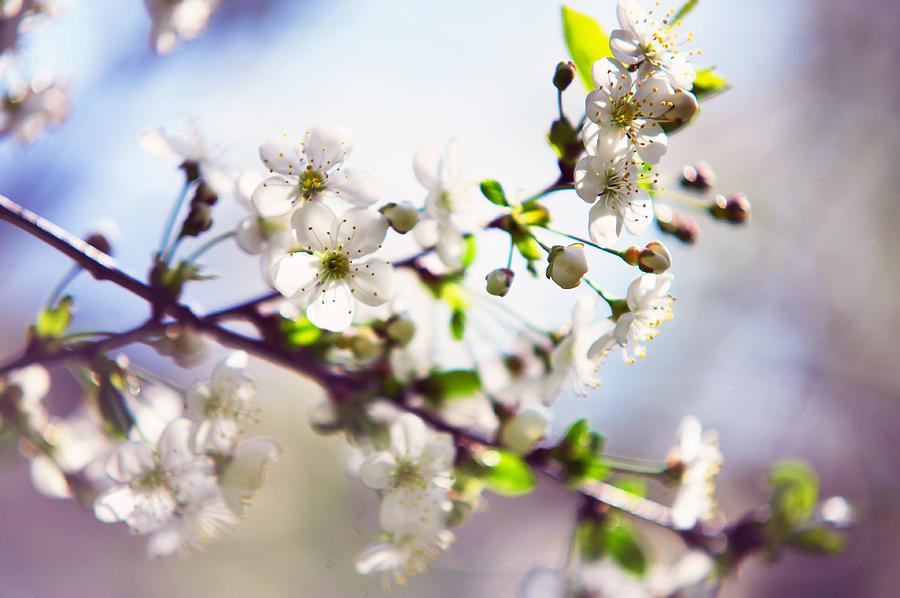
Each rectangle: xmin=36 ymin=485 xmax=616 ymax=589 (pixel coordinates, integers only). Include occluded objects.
xmin=385 ymin=315 xmax=415 ymax=346
xmin=546 ymin=244 xmax=588 ymax=289
xmin=379 ymin=201 xmax=419 ymax=234
xmin=638 ymin=241 xmax=672 ymax=273
xmin=191 ymin=181 xmax=218 ymax=206
xmin=680 ymin=161 xmax=716 ymax=192
xmin=152 ymin=324 xmax=207 ymax=368
xmin=655 ymin=204 xmax=700 ymax=244
xmin=179 ymin=203 xmax=212 ymax=237
xmin=349 ymin=330 xmax=381 ymax=360
xmin=553 ymin=61 xmax=576 ymax=91
xmin=501 ymin=406 xmax=552 ymax=454
xmin=83 ymin=218 xmax=120 ymax=256
xmin=667 ymin=88 xmax=699 ymax=127
xmin=708 ymin=192 xmax=751 ymax=224
xmin=309 ymin=397 xmax=342 ymax=435
xmin=486 ymin=268 xmax=515 ymax=297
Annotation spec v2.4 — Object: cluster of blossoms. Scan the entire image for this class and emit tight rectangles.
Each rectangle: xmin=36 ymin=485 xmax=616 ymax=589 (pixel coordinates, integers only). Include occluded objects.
xmin=0 ymin=354 xmax=279 ymax=557
xmin=0 ymin=0 xmax=849 ymax=593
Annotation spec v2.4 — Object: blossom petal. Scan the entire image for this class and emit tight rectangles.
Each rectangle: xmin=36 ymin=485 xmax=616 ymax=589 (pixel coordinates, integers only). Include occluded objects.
xmin=302 ymin=121 xmax=353 ymax=172
xmin=292 ymin=201 xmax=340 ymax=252
xmin=588 ymin=201 xmax=622 ymax=247
xmin=306 ymin=283 xmax=354 ymax=331
xmin=390 ymin=413 xmax=428 ymax=459
xmin=380 ymin=486 xmax=445 ymax=535
xmin=94 ymin=486 xmax=138 ymax=522
xmin=236 ymin=216 xmax=266 ymax=254
xmin=609 ymin=29 xmax=642 ymax=65
xmin=272 ymin=252 xmax=319 ymax=299
xmin=158 ymin=417 xmax=195 ymax=470
xmin=252 ymin=175 xmax=296 ymax=218
xmin=329 ymin=168 xmax=378 ymax=206
xmin=347 ymin=257 xmax=395 ymax=306
xmin=622 ymin=192 xmax=653 ymax=234
xmin=338 ymin=208 xmax=389 ymax=257
xmin=106 ymin=441 xmax=155 ymax=483
xmin=413 ymin=144 xmax=442 ymax=190
xmin=358 ymin=452 xmax=397 ymax=490
xmin=633 ymin=120 xmax=668 ymax=164
xmin=356 ymin=543 xmax=399 ymax=574
xmin=259 ymin=135 xmax=301 ymax=176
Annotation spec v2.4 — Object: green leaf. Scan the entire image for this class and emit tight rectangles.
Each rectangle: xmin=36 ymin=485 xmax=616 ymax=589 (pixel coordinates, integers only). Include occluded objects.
xmin=428 ymin=369 xmax=481 ymax=400
xmin=673 ymin=0 xmax=698 ymax=22
xmin=461 ymin=234 xmax=477 ymax=268
xmin=561 ymin=5 xmax=612 ymax=90
xmin=787 ymin=526 xmax=847 ymax=556
xmin=450 ymin=308 xmax=466 ymax=340
xmin=575 ymin=517 xmax=607 ymax=562
xmin=553 ymin=418 xmax=608 ymax=482
xmin=280 ymin=315 xmax=321 ymax=347
xmin=34 ymin=295 xmax=74 ymax=340
xmin=514 ymin=235 xmax=543 ymax=261
xmin=480 ymin=180 xmax=509 ymax=206
xmin=692 ymin=67 xmax=730 ymax=99
xmin=476 ymin=449 xmax=536 ymax=496
xmin=605 ymin=524 xmax=648 ymax=577
xmin=611 ymin=477 xmax=647 ymax=498
xmin=517 ymin=202 xmax=551 ymax=227
xmin=769 ymin=461 xmax=819 ymax=531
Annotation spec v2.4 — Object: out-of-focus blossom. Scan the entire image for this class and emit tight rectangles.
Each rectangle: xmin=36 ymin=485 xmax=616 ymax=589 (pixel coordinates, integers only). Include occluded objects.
xmin=143 ymin=0 xmax=220 ymax=55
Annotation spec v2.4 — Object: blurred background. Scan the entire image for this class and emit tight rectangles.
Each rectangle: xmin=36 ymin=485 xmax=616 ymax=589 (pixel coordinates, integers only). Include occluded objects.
xmin=0 ymin=0 xmax=898 ymax=596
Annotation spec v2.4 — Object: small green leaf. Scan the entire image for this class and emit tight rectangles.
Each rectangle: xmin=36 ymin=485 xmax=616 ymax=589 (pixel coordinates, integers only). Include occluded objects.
xmin=517 ymin=202 xmax=551 ymax=227
xmin=611 ymin=477 xmax=647 ymax=498
xmin=605 ymin=524 xmax=648 ymax=577
xmin=461 ymin=234 xmax=477 ymax=268
xmin=769 ymin=461 xmax=819 ymax=531
xmin=280 ymin=315 xmax=321 ymax=347
xmin=692 ymin=67 xmax=730 ymax=99
xmin=480 ymin=180 xmax=509 ymax=206
xmin=514 ymin=235 xmax=543 ymax=261
xmin=562 ymin=5 xmax=612 ymax=90
xmin=429 ymin=369 xmax=481 ymax=399
xmin=787 ymin=526 xmax=847 ymax=556
xmin=477 ymin=449 xmax=536 ymax=496
xmin=450 ymin=309 xmax=466 ymax=340
xmin=673 ymin=0 xmax=698 ymax=22
xmin=34 ymin=295 xmax=74 ymax=340
xmin=575 ymin=517 xmax=607 ymax=562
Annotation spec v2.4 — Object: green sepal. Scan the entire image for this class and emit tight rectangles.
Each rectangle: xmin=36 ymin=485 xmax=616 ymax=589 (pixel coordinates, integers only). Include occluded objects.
xmin=786 ymin=525 xmax=847 ymax=556
xmin=692 ymin=67 xmax=730 ymax=99
xmin=480 ymin=180 xmax=509 ymax=207
xmin=32 ymin=295 xmax=75 ymax=342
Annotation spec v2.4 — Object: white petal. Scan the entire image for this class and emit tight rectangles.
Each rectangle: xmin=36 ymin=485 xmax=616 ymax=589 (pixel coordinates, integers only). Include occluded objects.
xmin=444 ymin=139 xmax=464 ymax=185
xmin=259 ymin=135 xmax=302 ymax=176
xmin=139 ymin=127 xmax=175 ymax=158
xmin=347 ymin=257 xmax=395 ymax=306
xmin=30 ymin=455 xmax=71 ymax=499
xmin=251 ymin=175 xmax=297 ymax=218
xmin=272 ymin=252 xmax=319 ymax=299
xmin=379 ymin=486 xmax=445 ymax=535
xmin=236 ymin=216 xmax=266 ymax=254
xmin=587 ymin=332 xmax=617 ymax=361
xmin=609 ymin=29 xmax=642 ymax=65
xmin=291 ymin=201 xmax=340 ymax=252
xmin=574 ymin=156 xmax=604 ymax=203
xmin=94 ymin=486 xmax=138 ymax=523
xmin=633 ymin=120 xmax=668 ymax=165
xmin=356 ymin=543 xmax=399 ymax=575
xmin=157 ymin=418 xmax=195 ymax=471
xmin=337 ymin=208 xmax=389 ymax=257
xmin=617 ymin=0 xmax=648 ymax=36
xmin=306 ymin=283 xmax=354 ymax=331
xmin=421 ymin=434 xmax=455 ymax=475
xmin=622 ymin=193 xmax=653 ymax=234
xmin=302 ymin=121 xmax=353 ymax=172
xmin=358 ymin=452 xmax=397 ymax=490
xmin=107 ymin=441 xmax=155 ymax=483
xmin=413 ymin=144 xmax=442 ymax=190
xmin=390 ymin=413 xmax=428 ymax=459
xmin=329 ymin=168 xmax=378 ymax=206
xmin=588 ymin=202 xmax=622 ymax=247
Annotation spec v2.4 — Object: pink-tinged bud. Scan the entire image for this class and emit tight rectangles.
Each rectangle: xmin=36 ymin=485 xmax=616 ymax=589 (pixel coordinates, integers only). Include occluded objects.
xmin=638 ymin=241 xmax=672 ymax=273
xmin=655 ymin=204 xmax=700 ymax=244
xmin=385 ymin=315 xmax=416 ymax=346
xmin=546 ymin=244 xmax=588 ymax=289
xmin=486 ymin=268 xmax=515 ymax=297
xmin=379 ymin=201 xmax=419 ymax=234
xmin=553 ymin=61 xmax=576 ymax=91
xmin=668 ymin=88 xmax=699 ymax=126
xmin=709 ymin=192 xmax=751 ymax=224
xmin=680 ymin=161 xmax=716 ymax=192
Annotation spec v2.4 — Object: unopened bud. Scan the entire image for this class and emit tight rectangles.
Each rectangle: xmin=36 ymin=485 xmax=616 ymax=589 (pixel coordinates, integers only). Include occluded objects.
xmin=379 ymin=201 xmax=419 ymax=234
xmin=501 ymin=406 xmax=552 ymax=454
xmin=181 ymin=160 xmax=200 ymax=182
xmin=680 ymin=161 xmax=716 ymax=192
xmin=486 ymin=268 xmax=515 ymax=297
xmin=85 ymin=233 xmax=113 ymax=256
xmin=385 ymin=315 xmax=415 ymax=346
xmin=546 ymin=244 xmax=588 ymax=289
xmin=83 ymin=218 xmax=120 ymax=256
xmin=309 ymin=398 xmax=342 ymax=435
xmin=667 ymin=88 xmax=699 ymax=127
xmin=709 ymin=192 xmax=751 ymax=224
xmin=638 ymin=241 xmax=672 ymax=273
xmin=153 ymin=324 xmax=207 ymax=368
xmin=191 ymin=181 xmax=218 ymax=206
xmin=350 ymin=330 xmax=380 ymax=360
xmin=179 ymin=203 xmax=212 ymax=237
xmin=553 ymin=61 xmax=576 ymax=91
xmin=655 ymin=204 xmax=700 ymax=244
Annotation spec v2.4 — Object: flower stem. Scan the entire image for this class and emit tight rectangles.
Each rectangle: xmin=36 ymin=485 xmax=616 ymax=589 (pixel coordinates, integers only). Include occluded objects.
xmin=182 ymin=231 xmax=236 ymax=266
xmin=505 ymin=235 xmax=514 ymax=269
xmin=602 ymin=455 xmax=668 ymax=477
xmin=652 ymin=188 xmax=711 ymax=212
xmin=582 ymin=276 xmax=615 ymax=309
xmin=159 ymin=181 xmax=192 ymax=256
xmin=45 ymin=264 xmax=82 ymax=308
xmin=537 ymin=226 xmax=625 ymax=258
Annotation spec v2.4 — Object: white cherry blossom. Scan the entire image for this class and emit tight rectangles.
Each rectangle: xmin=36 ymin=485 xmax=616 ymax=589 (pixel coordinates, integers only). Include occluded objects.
xmin=610 ymin=0 xmax=697 ymax=90
xmin=272 ymin=201 xmax=395 ymax=332
xmin=251 ymin=122 xmax=378 ymax=218
xmin=576 ymin=128 xmax=655 ymax=246
xmin=186 ymin=351 xmax=258 ymax=454
xmin=585 ymin=57 xmax=674 ymax=164
xmin=143 ymin=0 xmax=219 ymax=55
xmin=588 ymin=273 xmax=675 ymax=365
xmin=356 ymin=528 xmax=455 ymax=588
xmin=668 ymin=416 xmax=722 ymax=530
xmin=217 ymin=437 xmax=282 ymax=515
xmin=0 ymin=77 xmax=67 ymax=143
xmin=412 ymin=141 xmax=481 ymax=268
xmin=139 ymin=124 xmax=236 ymax=196
xmin=545 ymin=294 xmax=613 ymax=399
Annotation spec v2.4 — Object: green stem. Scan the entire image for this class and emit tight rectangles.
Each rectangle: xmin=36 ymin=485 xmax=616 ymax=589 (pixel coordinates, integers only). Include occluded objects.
xmin=582 ymin=277 xmax=615 ymax=309
xmin=537 ymin=226 xmax=624 ymax=258
xmin=557 ymin=89 xmax=565 ymax=121
xmin=46 ymin=264 xmax=82 ymax=308
xmin=126 ymin=362 xmax=186 ymax=396
xmin=159 ymin=181 xmax=192 ymax=256
xmin=652 ymin=188 xmax=712 ymax=212
xmin=182 ymin=231 xmax=236 ymax=266
xmin=505 ymin=235 xmax=514 ymax=269
xmin=523 ymin=182 xmax=574 ymax=203
xmin=60 ymin=330 xmax=115 ymax=342
xmin=602 ymin=455 xmax=668 ymax=477
xmin=164 ymin=235 xmax=187 ymax=265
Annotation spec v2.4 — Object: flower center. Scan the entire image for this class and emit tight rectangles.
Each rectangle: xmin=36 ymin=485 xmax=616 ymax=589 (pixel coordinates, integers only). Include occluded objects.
xmin=610 ymin=95 xmax=639 ymax=128
xmin=134 ymin=467 xmax=168 ymax=491
xmin=393 ymin=460 xmax=425 ymax=488
xmin=602 ymin=167 xmax=626 ymax=204
xmin=319 ymin=250 xmax=350 ymax=281
xmin=298 ymin=166 xmax=327 ymax=199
